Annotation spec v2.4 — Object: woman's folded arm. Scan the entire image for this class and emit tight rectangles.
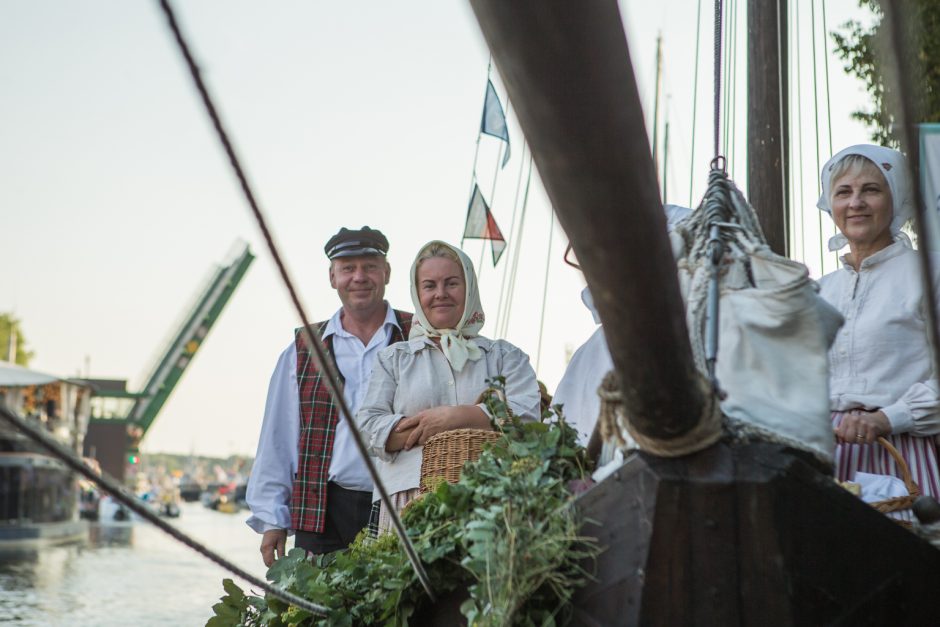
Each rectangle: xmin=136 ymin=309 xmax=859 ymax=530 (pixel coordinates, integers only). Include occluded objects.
xmin=356 ymin=350 xmax=406 ymax=461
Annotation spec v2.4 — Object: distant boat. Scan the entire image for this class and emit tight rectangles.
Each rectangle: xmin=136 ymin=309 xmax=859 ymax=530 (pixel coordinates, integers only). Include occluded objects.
xmin=0 ymin=363 xmax=91 ymax=547
xmin=97 ymin=494 xmax=133 ymax=525
xmin=201 ymin=481 xmax=244 ymax=514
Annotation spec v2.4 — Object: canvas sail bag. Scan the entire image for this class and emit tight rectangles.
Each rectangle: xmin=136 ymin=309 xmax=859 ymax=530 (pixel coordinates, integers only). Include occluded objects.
xmin=672 ymin=186 xmax=843 ymax=463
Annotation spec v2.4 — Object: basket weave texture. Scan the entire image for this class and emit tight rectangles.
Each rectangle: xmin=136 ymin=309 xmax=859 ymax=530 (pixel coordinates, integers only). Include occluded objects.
xmin=870 ymin=436 xmax=921 ymax=527
xmin=419 ymin=428 xmax=501 ymax=493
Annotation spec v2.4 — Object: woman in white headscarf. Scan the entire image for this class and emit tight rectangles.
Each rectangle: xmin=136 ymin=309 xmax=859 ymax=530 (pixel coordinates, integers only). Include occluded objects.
xmin=817 ymin=144 xmax=940 ymax=499
xmin=357 ymin=240 xmax=540 ymax=530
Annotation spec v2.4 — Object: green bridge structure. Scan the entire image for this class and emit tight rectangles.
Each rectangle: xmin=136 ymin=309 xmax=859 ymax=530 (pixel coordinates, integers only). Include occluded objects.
xmin=81 ymin=243 xmax=254 ymax=481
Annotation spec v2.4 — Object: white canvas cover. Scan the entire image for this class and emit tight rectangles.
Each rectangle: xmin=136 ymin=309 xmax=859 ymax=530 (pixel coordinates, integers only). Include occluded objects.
xmin=673 ymin=185 xmax=844 ymax=462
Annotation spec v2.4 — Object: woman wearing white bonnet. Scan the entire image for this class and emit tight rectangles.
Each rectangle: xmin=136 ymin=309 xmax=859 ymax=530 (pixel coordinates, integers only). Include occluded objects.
xmin=357 ymin=240 xmax=540 ymax=531
xmin=817 ymin=144 xmax=940 ymax=500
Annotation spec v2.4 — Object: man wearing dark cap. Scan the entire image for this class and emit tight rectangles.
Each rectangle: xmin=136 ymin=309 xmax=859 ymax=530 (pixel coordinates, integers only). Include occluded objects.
xmin=246 ymin=226 xmax=412 ymax=564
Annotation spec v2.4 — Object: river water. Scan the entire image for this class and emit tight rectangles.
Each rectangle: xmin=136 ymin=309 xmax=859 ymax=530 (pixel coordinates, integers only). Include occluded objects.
xmin=0 ymin=502 xmax=269 ymax=626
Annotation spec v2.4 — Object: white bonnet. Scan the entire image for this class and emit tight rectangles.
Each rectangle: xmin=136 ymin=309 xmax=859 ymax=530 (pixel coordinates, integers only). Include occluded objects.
xmin=817 ymin=144 xmax=913 ymax=251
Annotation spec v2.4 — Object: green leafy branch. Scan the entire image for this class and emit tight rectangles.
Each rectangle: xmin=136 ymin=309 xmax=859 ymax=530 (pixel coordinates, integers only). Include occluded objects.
xmin=208 ymin=377 xmax=599 ymax=626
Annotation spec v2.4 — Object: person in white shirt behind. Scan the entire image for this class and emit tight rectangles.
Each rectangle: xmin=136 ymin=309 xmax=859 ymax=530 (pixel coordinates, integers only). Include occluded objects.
xmin=817 ymin=145 xmax=940 ymax=498
xmin=245 ymin=226 xmax=413 ymax=565
xmin=357 ymin=240 xmax=540 ymax=532
xmin=553 ymin=204 xmax=691 ymax=451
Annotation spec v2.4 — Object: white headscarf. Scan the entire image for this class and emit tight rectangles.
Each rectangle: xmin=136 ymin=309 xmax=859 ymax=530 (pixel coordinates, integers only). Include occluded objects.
xmin=817 ymin=144 xmax=914 ymax=251
xmin=409 ymin=241 xmax=485 ymax=371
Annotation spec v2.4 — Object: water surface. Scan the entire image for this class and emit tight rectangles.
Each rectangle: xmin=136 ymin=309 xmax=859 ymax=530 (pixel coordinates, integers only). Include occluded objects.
xmin=0 ymin=502 xmax=268 ymax=626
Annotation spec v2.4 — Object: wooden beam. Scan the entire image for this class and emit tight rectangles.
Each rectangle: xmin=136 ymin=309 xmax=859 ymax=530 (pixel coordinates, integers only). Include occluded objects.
xmin=747 ymin=0 xmax=789 ymax=256
xmin=467 ymin=0 xmax=706 ymax=441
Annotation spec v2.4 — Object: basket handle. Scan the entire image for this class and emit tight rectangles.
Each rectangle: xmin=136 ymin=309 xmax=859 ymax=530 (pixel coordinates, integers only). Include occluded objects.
xmin=476 ymin=386 xmax=507 ymax=405
xmin=876 ymin=436 xmax=921 ymax=498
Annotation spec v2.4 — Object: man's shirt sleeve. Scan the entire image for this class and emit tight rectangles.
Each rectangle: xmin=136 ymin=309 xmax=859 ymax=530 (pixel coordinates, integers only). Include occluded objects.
xmin=245 ymin=342 xmax=300 ymax=534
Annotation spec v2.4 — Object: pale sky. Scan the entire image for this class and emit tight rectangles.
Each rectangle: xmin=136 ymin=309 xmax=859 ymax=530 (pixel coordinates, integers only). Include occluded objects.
xmin=0 ymin=1 xmax=874 ymax=457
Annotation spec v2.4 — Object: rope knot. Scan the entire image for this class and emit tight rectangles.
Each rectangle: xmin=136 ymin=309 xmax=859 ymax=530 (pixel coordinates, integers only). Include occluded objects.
xmin=596 ymin=370 xmax=723 ymax=457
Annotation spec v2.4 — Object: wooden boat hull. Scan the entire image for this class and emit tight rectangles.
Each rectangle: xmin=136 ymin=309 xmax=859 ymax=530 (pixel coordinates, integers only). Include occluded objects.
xmin=572 ymin=440 xmax=940 ymax=626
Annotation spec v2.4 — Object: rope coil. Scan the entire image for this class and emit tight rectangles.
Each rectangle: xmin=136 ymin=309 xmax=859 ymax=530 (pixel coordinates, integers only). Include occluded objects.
xmin=597 ymin=371 xmax=722 ymax=457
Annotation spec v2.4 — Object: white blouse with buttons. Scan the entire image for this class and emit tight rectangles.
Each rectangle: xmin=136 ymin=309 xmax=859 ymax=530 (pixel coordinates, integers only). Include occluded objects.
xmin=818 ymin=241 xmax=940 ymax=435
xmin=356 ymin=335 xmax=541 ymax=498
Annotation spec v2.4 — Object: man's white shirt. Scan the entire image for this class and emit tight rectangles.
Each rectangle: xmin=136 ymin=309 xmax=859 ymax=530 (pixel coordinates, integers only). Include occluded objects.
xmin=245 ymin=304 xmax=401 ymax=534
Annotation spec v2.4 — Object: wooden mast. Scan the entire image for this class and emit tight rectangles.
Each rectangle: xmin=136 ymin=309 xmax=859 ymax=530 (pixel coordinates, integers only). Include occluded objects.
xmin=466 ymin=0 xmax=705 ymax=442
xmin=747 ymin=0 xmax=789 ymax=256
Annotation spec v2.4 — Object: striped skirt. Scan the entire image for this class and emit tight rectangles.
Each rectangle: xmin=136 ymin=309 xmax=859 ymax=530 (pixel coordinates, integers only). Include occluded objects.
xmin=832 ymin=411 xmax=940 ymax=500
xmin=370 ymin=488 xmax=421 ymax=536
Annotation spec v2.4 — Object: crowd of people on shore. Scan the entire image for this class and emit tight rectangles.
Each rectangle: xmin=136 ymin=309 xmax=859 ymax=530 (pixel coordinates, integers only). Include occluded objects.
xmin=245 ymin=142 xmax=940 ymax=564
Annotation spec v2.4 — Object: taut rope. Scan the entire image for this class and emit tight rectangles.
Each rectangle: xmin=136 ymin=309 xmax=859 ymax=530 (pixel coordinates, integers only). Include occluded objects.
xmin=155 ymin=0 xmax=435 ymax=602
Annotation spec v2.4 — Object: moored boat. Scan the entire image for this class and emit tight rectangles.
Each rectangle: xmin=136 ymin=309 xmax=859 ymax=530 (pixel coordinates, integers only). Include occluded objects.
xmin=0 ymin=363 xmax=91 ymax=547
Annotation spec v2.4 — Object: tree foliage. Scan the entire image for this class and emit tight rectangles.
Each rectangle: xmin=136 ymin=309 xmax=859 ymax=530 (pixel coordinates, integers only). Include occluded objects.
xmin=0 ymin=313 xmax=34 ymax=366
xmin=831 ymin=0 xmax=940 ymax=146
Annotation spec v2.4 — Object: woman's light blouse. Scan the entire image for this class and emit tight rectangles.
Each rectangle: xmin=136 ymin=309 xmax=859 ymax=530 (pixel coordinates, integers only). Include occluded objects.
xmin=356 ymin=335 xmax=540 ymax=497
xmin=819 ymin=241 xmax=940 ymax=436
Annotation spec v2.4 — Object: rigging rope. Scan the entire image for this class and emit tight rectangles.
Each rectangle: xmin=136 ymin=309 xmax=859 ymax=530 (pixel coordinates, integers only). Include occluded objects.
xmin=155 ymin=0 xmax=436 ymax=603
xmin=810 ymin=0 xmax=826 ymax=274
xmin=700 ymin=0 xmax=727 ymax=389
xmin=820 ymin=1 xmax=834 ymax=161
xmin=820 ymin=0 xmax=840 ymax=270
xmin=721 ymin=1 xmax=731 ymax=162
xmin=663 ymin=114 xmax=670 ymax=203
xmin=0 ymin=403 xmax=330 ymax=618
xmin=534 ymin=210 xmax=555 ymax=372
xmin=688 ymin=0 xmax=703 ymax=206
xmin=499 ymin=155 xmax=534 ymax=339
xmin=775 ymin=0 xmax=789 ymax=256
xmin=734 ymin=0 xmax=745 ymax=182
xmin=712 ymin=0 xmax=723 ymax=160
xmin=793 ymin=1 xmax=808 ymax=265
xmin=726 ymin=0 xmax=737 ymax=177
xmin=494 ymin=140 xmax=528 ymax=334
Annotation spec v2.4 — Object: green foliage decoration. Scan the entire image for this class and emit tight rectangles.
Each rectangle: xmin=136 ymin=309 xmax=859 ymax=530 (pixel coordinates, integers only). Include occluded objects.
xmin=208 ymin=377 xmax=599 ymax=626
xmin=831 ymin=0 xmax=940 ymax=146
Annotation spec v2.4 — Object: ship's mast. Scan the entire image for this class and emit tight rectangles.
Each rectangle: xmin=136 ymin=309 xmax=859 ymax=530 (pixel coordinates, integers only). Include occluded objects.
xmin=747 ymin=0 xmax=789 ymax=256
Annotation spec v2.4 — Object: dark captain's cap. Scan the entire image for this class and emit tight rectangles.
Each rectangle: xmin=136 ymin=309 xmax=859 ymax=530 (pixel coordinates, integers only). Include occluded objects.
xmin=324 ymin=226 xmax=389 ymax=259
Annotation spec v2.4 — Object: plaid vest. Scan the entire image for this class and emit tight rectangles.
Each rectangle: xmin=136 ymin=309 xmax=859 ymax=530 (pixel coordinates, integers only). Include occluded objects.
xmin=289 ymin=309 xmax=412 ymax=533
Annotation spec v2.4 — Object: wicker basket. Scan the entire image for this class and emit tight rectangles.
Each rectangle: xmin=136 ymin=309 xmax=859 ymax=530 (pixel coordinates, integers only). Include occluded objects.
xmin=870 ymin=436 xmax=921 ymax=528
xmin=418 ymin=428 xmax=501 ymax=493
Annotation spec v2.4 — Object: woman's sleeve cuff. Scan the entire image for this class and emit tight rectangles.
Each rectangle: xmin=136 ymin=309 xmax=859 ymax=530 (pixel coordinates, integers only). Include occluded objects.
xmin=370 ymin=414 xmax=405 ymax=461
xmin=882 ymin=401 xmax=913 ymax=434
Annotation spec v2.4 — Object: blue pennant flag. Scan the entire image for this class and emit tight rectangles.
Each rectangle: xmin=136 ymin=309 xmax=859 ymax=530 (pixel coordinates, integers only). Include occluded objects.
xmin=480 ymin=80 xmax=511 ymax=168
